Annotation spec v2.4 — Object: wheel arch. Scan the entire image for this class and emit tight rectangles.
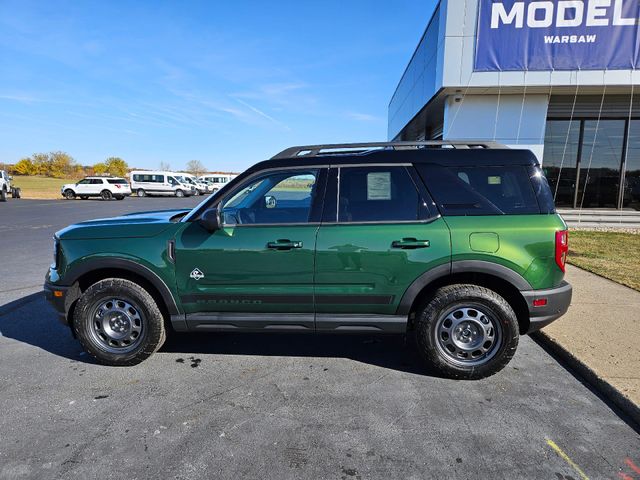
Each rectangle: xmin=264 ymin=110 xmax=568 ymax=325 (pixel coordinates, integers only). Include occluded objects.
xmin=63 ymin=259 xmax=180 ymax=326
xmin=398 ymin=261 xmax=531 ymax=335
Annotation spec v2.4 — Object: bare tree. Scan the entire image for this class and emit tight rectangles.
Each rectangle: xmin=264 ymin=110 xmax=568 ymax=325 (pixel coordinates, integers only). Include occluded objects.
xmin=186 ymin=159 xmax=206 ymax=177
xmin=159 ymin=161 xmax=171 ymax=171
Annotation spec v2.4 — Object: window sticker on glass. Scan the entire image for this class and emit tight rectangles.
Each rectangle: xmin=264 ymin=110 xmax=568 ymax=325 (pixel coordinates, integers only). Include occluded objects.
xmin=367 ymin=172 xmax=392 ymax=200
xmin=487 ymin=176 xmax=502 ymax=185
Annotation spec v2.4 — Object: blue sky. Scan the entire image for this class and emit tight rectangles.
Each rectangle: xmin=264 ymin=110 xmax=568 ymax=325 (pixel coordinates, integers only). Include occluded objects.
xmin=0 ymin=0 xmax=437 ymax=172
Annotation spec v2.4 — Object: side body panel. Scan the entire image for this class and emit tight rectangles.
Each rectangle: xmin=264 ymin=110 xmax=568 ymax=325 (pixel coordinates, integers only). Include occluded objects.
xmin=314 ymin=219 xmax=451 ymax=316
xmin=444 ymin=214 xmax=567 ymax=290
xmin=174 ymin=221 xmax=318 ymax=316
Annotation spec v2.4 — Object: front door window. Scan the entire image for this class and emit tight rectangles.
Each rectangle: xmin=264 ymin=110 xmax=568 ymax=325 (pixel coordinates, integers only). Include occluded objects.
xmin=221 ymin=170 xmax=319 ymax=225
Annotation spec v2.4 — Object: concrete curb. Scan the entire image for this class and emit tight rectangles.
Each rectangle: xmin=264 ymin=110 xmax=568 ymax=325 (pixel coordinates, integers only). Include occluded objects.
xmin=532 ymin=331 xmax=640 ymax=428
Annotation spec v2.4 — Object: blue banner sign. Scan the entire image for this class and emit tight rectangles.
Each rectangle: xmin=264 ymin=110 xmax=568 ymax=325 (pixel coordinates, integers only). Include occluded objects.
xmin=475 ymin=0 xmax=640 ymax=71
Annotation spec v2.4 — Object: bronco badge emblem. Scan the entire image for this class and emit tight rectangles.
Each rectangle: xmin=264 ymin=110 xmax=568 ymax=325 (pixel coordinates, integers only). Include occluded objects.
xmin=190 ymin=268 xmax=204 ymax=281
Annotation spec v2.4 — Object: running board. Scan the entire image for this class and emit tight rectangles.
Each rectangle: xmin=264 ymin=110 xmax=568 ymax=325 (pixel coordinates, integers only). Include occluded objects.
xmin=180 ymin=313 xmax=408 ymax=333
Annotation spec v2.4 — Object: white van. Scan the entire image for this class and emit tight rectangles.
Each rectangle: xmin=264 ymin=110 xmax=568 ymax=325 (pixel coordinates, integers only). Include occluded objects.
xmin=198 ymin=173 xmax=238 ymax=193
xmin=129 ymin=171 xmax=196 ymax=198
xmin=176 ymin=173 xmax=210 ymax=195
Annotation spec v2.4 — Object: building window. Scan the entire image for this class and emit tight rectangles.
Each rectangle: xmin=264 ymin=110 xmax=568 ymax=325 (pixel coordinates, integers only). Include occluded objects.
xmin=543 ymin=118 xmax=636 ymax=210
xmin=625 ymin=120 xmax=640 ymax=210
xmin=578 ymin=120 xmax=625 ymax=208
xmin=542 ymin=120 xmax=581 ymax=208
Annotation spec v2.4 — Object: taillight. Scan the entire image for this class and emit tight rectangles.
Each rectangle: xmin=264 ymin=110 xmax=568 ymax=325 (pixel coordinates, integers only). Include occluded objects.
xmin=115 ymin=184 xmax=121 ymax=189
xmin=555 ymin=230 xmax=568 ymax=272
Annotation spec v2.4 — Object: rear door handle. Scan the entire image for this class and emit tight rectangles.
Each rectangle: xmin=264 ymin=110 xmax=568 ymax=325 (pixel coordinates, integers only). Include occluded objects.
xmin=267 ymin=239 xmax=303 ymax=250
xmin=391 ymin=238 xmax=430 ymax=249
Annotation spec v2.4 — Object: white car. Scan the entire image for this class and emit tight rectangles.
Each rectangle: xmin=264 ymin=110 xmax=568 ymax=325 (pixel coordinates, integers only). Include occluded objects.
xmin=61 ymin=176 xmax=131 ymax=201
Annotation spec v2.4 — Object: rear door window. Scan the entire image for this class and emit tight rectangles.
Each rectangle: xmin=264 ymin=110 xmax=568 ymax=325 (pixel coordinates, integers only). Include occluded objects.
xmin=417 ymin=164 xmax=541 ymax=216
xmin=337 ymin=166 xmax=428 ymax=222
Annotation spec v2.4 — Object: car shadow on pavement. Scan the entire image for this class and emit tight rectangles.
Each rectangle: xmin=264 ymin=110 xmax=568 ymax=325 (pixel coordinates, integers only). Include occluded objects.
xmin=0 ymin=293 xmax=86 ymax=361
xmin=0 ymin=292 xmax=442 ymax=377
xmin=161 ymin=332 xmax=439 ymax=377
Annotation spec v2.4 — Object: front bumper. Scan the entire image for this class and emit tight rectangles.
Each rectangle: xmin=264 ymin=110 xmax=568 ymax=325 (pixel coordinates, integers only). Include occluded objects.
xmin=521 ymin=281 xmax=572 ymax=333
xmin=44 ymin=274 xmax=80 ymax=326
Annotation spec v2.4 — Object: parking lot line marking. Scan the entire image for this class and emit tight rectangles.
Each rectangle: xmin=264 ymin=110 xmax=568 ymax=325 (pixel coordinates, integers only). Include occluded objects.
xmin=546 ymin=439 xmax=590 ymax=480
xmin=625 ymin=459 xmax=640 ymax=474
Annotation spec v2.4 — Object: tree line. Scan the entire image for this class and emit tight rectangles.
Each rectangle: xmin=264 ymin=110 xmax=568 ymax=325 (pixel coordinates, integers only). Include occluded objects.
xmin=6 ymin=152 xmax=209 ymax=179
xmin=10 ymin=152 xmax=129 ymax=178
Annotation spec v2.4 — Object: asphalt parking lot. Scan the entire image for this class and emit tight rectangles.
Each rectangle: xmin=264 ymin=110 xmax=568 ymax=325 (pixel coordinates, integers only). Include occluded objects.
xmin=1 ymin=198 xmax=639 ymax=479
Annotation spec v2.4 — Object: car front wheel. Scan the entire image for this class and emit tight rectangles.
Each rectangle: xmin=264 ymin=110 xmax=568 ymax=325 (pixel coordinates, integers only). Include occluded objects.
xmin=64 ymin=189 xmax=76 ymax=200
xmin=415 ymin=284 xmax=519 ymax=380
xmin=72 ymin=278 xmax=166 ymax=366
xmin=0 ymin=187 xmax=6 ymax=202
xmin=175 ymin=189 xmax=184 ymax=198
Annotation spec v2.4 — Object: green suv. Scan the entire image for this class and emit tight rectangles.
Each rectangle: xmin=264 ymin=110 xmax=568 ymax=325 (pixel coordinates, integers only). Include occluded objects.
xmin=45 ymin=142 xmax=572 ymax=379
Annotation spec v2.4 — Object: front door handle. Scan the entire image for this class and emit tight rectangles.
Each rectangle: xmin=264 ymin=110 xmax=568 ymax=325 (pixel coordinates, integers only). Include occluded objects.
xmin=391 ymin=238 xmax=430 ymax=249
xmin=267 ymin=239 xmax=303 ymax=250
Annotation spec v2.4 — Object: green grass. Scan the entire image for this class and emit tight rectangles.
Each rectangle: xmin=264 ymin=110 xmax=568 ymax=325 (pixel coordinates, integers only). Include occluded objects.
xmin=568 ymin=230 xmax=640 ymax=292
xmin=9 ymin=175 xmax=76 ymax=199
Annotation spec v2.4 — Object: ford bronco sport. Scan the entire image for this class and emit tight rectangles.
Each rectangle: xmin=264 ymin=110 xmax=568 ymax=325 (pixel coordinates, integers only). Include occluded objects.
xmin=45 ymin=142 xmax=572 ymax=379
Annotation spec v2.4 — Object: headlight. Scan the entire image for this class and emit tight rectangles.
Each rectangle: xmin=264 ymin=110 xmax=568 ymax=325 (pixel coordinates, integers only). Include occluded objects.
xmin=52 ymin=237 xmax=60 ymax=269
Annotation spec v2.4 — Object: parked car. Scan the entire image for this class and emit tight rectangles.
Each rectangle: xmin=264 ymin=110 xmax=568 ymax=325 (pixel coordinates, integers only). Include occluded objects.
xmin=129 ymin=171 xmax=195 ymax=197
xmin=198 ymin=173 xmax=237 ymax=193
xmin=0 ymin=170 xmax=21 ymax=201
xmin=176 ymin=174 xmax=209 ymax=195
xmin=45 ymin=141 xmax=572 ymax=379
xmin=61 ymin=176 xmax=131 ymax=201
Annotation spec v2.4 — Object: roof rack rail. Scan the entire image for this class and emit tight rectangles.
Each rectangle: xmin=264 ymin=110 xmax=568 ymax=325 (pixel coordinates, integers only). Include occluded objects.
xmin=271 ymin=140 xmax=507 ymax=159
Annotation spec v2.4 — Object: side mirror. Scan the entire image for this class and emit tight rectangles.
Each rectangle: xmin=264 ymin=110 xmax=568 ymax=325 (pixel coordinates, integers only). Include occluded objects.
xmin=199 ymin=208 xmax=220 ymax=232
xmin=265 ymin=195 xmax=277 ymax=209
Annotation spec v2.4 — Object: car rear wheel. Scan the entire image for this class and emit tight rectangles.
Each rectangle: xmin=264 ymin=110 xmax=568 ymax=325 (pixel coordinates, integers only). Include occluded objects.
xmin=64 ymin=189 xmax=76 ymax=200
xmin=11 ymin=188 xmax=21 ymax=199
xmin=136 ymin=189 xmax=146 ymax=197
xmin=175 ymin=189 xmax=184 ymax=198
xmin=101 ymin=190 xmax=113 ymax=200
xmin=415 ymin=284 xmax=519 ymax=380
xmin=72 ymin=278 xmax=166 ymax=366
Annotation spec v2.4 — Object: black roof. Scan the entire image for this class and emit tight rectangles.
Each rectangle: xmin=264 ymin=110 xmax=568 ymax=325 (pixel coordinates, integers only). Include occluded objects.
xmin=246 ymin=146 xmax=539 ymax=175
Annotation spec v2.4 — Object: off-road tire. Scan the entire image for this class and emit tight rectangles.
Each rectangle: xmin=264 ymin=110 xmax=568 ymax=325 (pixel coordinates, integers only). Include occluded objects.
xmin=64 ymin=189 xmax=76 ymax=200
xmin=72 ymin=278 xmax=166 ymax=366
xmin=101 ymin=190 xmax=113 ymax=200
xmin=415 ymin=284 xmax=519 ymax=380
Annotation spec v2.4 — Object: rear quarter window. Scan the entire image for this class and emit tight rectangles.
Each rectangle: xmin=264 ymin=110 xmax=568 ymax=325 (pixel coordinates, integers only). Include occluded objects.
xmin=417 ymin=164 xmax=542 ymax=216
xmin=107 ymin=179 xmax=128 ymax=185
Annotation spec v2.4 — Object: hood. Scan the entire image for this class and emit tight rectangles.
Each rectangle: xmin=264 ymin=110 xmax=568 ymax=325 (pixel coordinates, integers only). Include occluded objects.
xmin=57 ymin=209 xmax=190 ymax=240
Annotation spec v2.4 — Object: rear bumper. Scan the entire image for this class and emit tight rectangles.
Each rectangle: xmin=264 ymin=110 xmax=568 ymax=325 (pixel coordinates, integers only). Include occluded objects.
xmin=521 ymin=281 xmax=572 ymax=333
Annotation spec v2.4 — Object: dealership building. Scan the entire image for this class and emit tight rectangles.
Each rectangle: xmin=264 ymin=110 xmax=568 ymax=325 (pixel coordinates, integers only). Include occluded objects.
xmin=389 ymin=0 xmax=640 ymax=210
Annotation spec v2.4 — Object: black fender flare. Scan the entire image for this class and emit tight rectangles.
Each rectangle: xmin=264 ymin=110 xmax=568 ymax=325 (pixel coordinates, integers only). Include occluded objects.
xmin=64 ymin=258 xmax=179 ymax=315
xmin=396 ymin=260 xmax=532 ymax=315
